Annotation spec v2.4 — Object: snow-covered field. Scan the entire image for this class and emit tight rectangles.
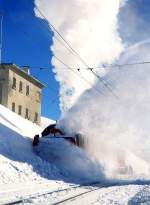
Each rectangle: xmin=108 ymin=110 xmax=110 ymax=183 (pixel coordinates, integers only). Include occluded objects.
xmin=1 ymin=104 xmax=150 ymax=204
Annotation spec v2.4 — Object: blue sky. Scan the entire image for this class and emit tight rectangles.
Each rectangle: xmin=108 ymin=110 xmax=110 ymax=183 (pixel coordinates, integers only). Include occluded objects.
xmin=0 ymin=0 xmax=60 ymax=120
xmin=119 ymin=0 xmax=150 ymax=44
xmin=0 ymin=0 xmax=150 ymax=120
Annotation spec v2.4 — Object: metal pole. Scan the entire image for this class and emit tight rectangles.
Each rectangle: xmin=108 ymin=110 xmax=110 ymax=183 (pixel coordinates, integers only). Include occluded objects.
xmin=0 ymin=11 xmax=3 ymax=64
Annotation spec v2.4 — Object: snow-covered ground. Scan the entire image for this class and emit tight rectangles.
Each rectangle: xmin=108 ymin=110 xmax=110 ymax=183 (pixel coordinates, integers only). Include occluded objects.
xmin=0 ymin=105 xmax=69 ymax=204
xmin=41 ymin=116 xmax=56 ymax=129
xmin=1 ymin=104 xmax=150 ymax=204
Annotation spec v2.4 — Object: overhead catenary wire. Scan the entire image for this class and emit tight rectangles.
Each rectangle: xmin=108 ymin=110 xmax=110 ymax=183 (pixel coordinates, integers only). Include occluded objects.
xmin=7 ymin=11 xmax=105 ymax=100
xmin=7 ymin=2 xmax=150 ymax=73
xmin=8 ymin=0 xmax=150 ymax=102
xmin=20 ymin=2 xmax=150 ymax=100
xmin=29 ymin=60 xmax=150 ymax=71
xmin=54 ymin=56 xmax=105 ymax=97
xmin=6 ymin=13 xmax=61 ymax=98
xmin=32 ymin=58 xmax=150 ymax=101
xmin=30 ymin=61 xmax=105 ymax=98
xmin=38 ymin=56 xmax=106 ymax=98
xmin=104 ymin=60 xmax=150 ymax=69
xmin=35 ymin=6 xmax=89 ymax=68
xmin=5 ymin=83 xmax=56 ymax=119
xmin=7 ymin=79 xmax=58 ymax=106
xmin=22 ymin=0 xmax=82 ymax=69
xmin=37 ymin=60 xmax=150 ymax=104
xmin=89 ymin=68 xmax=119 ymax=99
xmin=5 ymin=4 xmax=104 ymax=110
xmin=13 ymin=2 xmax=150 ymax=101
xmin=7 ymin=9 xmax=150 ymax=101
xmin=34 ymin=6 xmax=120 ymax=99
xmin=51 ymin=58 xmax=150 ymax=99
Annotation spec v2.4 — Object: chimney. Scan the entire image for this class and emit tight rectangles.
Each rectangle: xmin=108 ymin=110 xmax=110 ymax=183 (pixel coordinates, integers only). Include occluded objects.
xmin=22 ymin=66 xmax=30 ymax=75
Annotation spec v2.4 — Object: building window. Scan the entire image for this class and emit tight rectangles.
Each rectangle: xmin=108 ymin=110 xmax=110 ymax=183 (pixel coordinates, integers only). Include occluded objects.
xmin=12 ymin=77 xmax=16 ymax=89
xmin=12 ymin=102 xmax=15 ymax=112
xmin=34 ymin=112 xmax=38 ymax=123
xmin=36 ymin=91 xmax=41 ymax=102
xmin=0 ymin=83 xmax=2 ymax=104
xmin=25 ymin=108 xmax=29 ymax=119
xmin=19 ymin=81 xmax=23 ymax=92
xmin=26 ymin=85 xmax=29 ymax=96
xmin=18 ymin=105 xmax=22 ymax=115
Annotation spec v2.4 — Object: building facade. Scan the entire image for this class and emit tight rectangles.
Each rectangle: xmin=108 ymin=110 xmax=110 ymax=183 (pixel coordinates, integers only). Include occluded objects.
xmin=0 ymin=63 xmax=45 ymax=125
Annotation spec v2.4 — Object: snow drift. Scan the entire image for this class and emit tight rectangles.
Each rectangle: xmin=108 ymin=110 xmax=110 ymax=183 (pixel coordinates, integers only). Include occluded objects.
xmin=0 ymin=104 xmax=60 ymax=185
xmin=34 ymin=137 xmax=103 ymax=182
xmin=0 ymin=104 xmax=104 ymax=184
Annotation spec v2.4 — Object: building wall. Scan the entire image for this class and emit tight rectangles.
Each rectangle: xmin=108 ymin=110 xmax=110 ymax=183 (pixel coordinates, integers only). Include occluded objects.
xmin=0 ymin=67 xmax=9 ymax=106
xmin=7 ymin=69 xmax=42 ymax=125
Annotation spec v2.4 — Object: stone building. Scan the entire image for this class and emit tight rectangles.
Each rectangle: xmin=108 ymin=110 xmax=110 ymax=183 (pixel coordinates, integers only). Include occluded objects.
xmin=0 ymin=63 xmax=45 ymax=125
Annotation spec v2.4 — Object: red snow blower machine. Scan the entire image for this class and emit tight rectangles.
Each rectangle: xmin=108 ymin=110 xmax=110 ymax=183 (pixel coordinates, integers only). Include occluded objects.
xmin=32 ymin=124 xmax=84 ymax=148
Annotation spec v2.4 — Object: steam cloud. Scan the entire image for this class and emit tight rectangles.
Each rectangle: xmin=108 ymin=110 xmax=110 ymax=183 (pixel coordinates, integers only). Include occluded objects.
xmin=35 ymin=0 xmax=125 ymax=113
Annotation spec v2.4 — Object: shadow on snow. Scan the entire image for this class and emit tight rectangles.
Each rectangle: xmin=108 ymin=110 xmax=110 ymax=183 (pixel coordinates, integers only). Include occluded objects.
xmin=1 ymin=123 xmax=150 ymax=187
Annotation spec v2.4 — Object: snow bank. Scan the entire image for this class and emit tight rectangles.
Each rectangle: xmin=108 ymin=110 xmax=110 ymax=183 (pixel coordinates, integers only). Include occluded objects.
xmin=0 ymin=105 xmax=62 ymax=185
xmin=0 ymin=104 xmax=105 ymax=187
xmin=0 ymin=104 xmax=42 ymax=137
xmin=34 ymin=137 xmax=104 ymax=183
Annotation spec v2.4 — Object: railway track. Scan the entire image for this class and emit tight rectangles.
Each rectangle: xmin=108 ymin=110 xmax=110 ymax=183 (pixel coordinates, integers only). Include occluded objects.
xmin=51 ymin=185 xmax=102 ymax=205
xmin=3 ymin=181 xmax=104 ymax=205
xmin=51 ymin=181 xmax=121 ymax=205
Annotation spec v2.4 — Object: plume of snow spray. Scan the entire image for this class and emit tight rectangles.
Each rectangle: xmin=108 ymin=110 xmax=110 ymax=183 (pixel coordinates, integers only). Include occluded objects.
xmin=35 ymin=0 xmax=124 ymax=113
xmin=59 ymin=40 xmax=150 ymax=179
xmin=34 ymin=0 xmax=150 ymax=181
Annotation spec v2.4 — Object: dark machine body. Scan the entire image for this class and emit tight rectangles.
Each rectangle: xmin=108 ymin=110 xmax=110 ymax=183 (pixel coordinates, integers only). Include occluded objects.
xmin=33 ymin=124 xmax=83 ymax=147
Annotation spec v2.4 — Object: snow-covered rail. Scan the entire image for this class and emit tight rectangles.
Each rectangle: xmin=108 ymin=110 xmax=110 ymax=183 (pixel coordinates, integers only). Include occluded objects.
xmin=51 ymin=182 xmax=121 ymax=205
xmin=2 ymin=181 xmax=102 ymax=205
xmin=3 ymin=200 xmax=23 ymax=205
xmin=52 ymin=185 xmax=102 ymax=205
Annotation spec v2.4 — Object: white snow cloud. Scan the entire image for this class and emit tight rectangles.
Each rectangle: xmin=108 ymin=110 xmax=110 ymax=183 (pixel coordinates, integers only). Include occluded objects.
xmin=59 ymin=40 xmax=150 ymax=179
xmin=118 ymin=1 xmax=150 ymax=44
xmin=34 ymin=0 xmax=125 ymax=113
xmin=33 ymin=0 xmax=150 ymax=179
